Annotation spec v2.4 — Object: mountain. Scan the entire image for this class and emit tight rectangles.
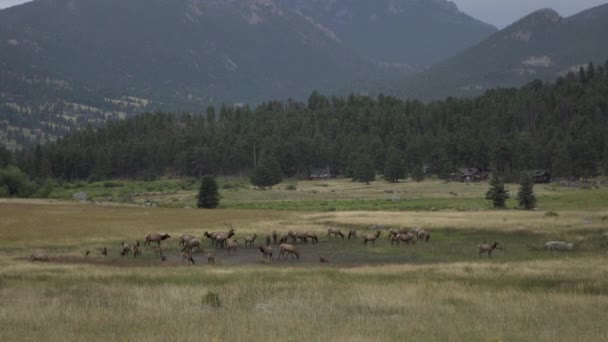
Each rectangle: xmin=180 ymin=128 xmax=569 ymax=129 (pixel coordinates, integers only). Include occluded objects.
xmin=383 ymin=4 xmax=608 ymax=99
xmin=0 ymin=0 xmax=393 ymax=108
xmin=278 ymin=0 xmax=497 ymax=69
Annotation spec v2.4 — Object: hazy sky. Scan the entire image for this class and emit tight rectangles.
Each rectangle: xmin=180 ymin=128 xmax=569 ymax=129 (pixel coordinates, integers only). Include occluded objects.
xmin=452 ymin=0 xmax=608 ymax=28
xmin=1 ymin=0 xmax=607 ymax=28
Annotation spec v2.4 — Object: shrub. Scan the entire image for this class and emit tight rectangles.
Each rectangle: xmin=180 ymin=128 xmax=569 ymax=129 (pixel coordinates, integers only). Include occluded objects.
xmin=545 ymin=211 xmax=559 ymax=217
xmin=285 ymin=183 xmax=297 ymax=191
xmin=0 ymin=166 xmax=34 ymax=197
xmin=201 ymin=291 xmax=222 ymax=309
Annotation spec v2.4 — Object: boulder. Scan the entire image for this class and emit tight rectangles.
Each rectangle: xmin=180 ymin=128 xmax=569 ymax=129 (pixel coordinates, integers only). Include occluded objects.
xmin=545 ymin=241 xmax=573 ymax=251
xmin=72 ymin=192 xmax=88 ymax=201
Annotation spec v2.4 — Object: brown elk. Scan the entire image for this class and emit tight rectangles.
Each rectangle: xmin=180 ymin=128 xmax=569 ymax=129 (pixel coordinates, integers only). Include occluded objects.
xmin=417 ymin=229 xmax=431 ymax=242
xmin=214 ymin=224 xmax=237 ymax=248
xmin=144 ymin=233 xmax=171 ymax=246
xmin=391 ymin=233 xmax=414 ymax=245
xmin=279 ymin=244 xmax=300 ymax=260
xmin=479 ymin=242 xmax=501 ymax=258
xmin=179 ymin=234 xmax=195 ymax=248
xmin=181 ymin=251 xmax=195 ymax=264
xmin=259 ymin=245 xmax=273 ymax=260
xmin=305 ymin=232 xmax=319 ymax=244
xmin=265 ymin=234 xmax=272 ymax=246
xmin=363 ymin=231 xmax=382 ymax=246
xmin=272 ymin=230 xmax=278 ymax=244
xmin=327 ymin=227 xmax=344 ymax=239
xmin=207 ymin=253 xmax=215 ymax=264
xmin=182 ymin=238 xmax=203 ymax=253
xmin=227 ymin=239 xmax=239 ymax=255
xmin=348 ymin=229 xmax=357 ymax=240
xmin=244 ymin=234 xmax=258 ymax=248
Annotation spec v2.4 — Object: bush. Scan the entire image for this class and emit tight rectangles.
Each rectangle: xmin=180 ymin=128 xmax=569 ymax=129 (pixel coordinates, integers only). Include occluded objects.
xmin=103 ymin=181 xmax=124 ymax=188
xmin=34 ymin=178 xmax=58 ymax=198
xmin=545 ymin=210 xmax=559 ymax=217
xmin=0 ymin=166 xmax=34 ymax=197
xmin=285 ymin=183 xmax=297 ymax=191
xmin=201 ymin=291 xmax=222 ymax=309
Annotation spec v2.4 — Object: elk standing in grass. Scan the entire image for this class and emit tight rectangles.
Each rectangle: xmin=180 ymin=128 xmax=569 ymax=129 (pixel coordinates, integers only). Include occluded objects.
xmin=101 ymin=247 xmax=108 ymax=256
xmin=144 ymin=233 xmax=171 ymax=247
xmin=132 ymin=241 xmax=142 ymax=258
xmin=327 ymin=227 xmax=344 ymax=239
xmin=227 ymin=239 xmax=239 ymax=255
xmin=363 ymin=231 xmax=381 ymax=246
xmin=179 ymin=234 xmax=195 ymax=248
xmin=279 ymin=244 xmax=300 ymax=260
xmin=348 ymin=229 xmax=357 ymax=240
xmin=207 ymin=253 xmax=215 ymax=264
xmin=265 ymin=234 xmax=272 ymax=246
xmin=214 ymin=224 xmax=236 ymax=248
xmin=182 ymin=251 xmax=195 ymax=264
xmin=392 ymin=233 xmax=414 ymax=245
xmin=244 ymin=234 xmax=258 ymax=248
xmin=272 ymin=230 xmax=278 ymax=244
xmin=306 ymin=232 xmax=319 ymax=244
xmin=478 ymin=242 xmax=501 ymax=258
xmin=417 ymin=229 xmax=431 ymax=242
xmin=259 ymin=245 xmax=273 ymax=260
xmin=30 ymin=251 xmax=49 ymax=262
xmin=182 ymin=238 xmax=203 ymax=253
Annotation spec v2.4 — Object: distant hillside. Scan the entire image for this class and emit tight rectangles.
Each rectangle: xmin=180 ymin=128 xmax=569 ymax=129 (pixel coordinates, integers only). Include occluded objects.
xmin=380 ymin=4 xmax=608 ymax=99
xmin=279 ymin=0 xmax=497 ymax=68
xmin=0 ymin=0 xmax=391 ymax=108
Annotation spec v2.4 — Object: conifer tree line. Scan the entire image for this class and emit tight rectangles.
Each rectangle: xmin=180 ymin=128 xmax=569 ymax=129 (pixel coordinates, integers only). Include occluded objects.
xmin=7 ymin=61 xmax=608 ymax=182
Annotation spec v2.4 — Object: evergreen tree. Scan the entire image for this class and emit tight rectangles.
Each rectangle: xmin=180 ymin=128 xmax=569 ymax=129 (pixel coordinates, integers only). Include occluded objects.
xmin=517 ymin=173 xmax=536 ymax=210
xmin=410 ymin=164 xmax=426 ymax=182
xmin=197 ymin=176 xmax=220 ymax=209
xmin=353 ymin=154 xmax=375 ymax=184
xmin=485 ymin=173 xmax=509 ymax=208
xmin=384 ymin=149 xmax=405 ymax=183
xmin=251 ymin=157 xmax=282 ymax=189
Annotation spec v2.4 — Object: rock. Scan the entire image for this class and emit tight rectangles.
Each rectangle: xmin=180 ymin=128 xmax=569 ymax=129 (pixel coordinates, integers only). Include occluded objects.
xmin=545 ymin=241 xmax=573 ymax=251
xmin=72 ymin=192 xmax=88 ymax=201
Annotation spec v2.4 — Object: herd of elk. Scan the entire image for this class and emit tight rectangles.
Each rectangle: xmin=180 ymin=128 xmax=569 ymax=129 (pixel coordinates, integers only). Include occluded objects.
xmin=48 ymin=224 xmax=504 ymax=266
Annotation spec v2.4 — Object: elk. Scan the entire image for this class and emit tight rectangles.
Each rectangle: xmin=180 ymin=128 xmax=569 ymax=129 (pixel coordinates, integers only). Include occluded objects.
xmin=144 ymin=233 xmax=171 ymax=246
xmin=181 ymin=251 xmax=195 ymax=264
xmin=348 ymin=229 xmax=357 ymax=240
xmin=363 ymin=231 xmax=382 ymax=246
xmin=279 ymin=244 xmax=300 ymax=260
xmin=265 ymin=234 xmax=272 ymax=246
xmin=392 ymin=232 xmax=414 ymax=245
xmin=292 ymin=231 xmax=308 ymax=244
xmin=478 ymin=242 xmax=501 ymax=258
xmin=305 ymin=232 xmax=319 ymax=244
xmin=244 ymin=234 xmax=258 ymax=248
xmin=207 ymin=252 xmax=215 ymax=264
xmin=120 ymin=242 xmax=132 ymax=256
xmin=101 ymin=247 xmax=108 ymax=256
xmin=279 ymin=233 xmax=290 ymax=244
xmin=132 ymin=241 xmax=142 ymax=258
xmin=214 ymin=224 xmax=236 ymax=248
xmin=227 ymin=239 xmax=239 ymax=255
xmin=179 ymin=234 xmax=195 ymax=248
xmin=259 ymin=245 xmax=273 ymax=260
xmin=272 ymin=230 xmax=278 ymax=244
xmin=417 ymin=229 xmax=431 ymax=242
xmin=182 ymin=238 xmax=203 ymax=253
xmin=327 ymin=227 xmax=344 ymax=239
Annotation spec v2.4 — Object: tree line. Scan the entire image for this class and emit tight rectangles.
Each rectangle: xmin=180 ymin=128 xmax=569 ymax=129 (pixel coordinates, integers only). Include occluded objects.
xmin=6 ymin=61 xmax=608 ymax=183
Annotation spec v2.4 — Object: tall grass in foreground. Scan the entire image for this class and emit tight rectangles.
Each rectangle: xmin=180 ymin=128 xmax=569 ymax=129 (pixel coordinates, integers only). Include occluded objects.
xmin=1 ymin=259 xmax=607 ymax=341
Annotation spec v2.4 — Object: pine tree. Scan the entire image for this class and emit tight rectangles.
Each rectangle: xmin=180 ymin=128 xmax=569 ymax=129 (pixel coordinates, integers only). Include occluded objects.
xmin=411 ymin=164 xmax=426 ymax=182
xmin=251 ymin=157 xmax=282 ymax=189
xmin=384 ymin=149 xmax=405 ymax=183
xmin=485 ymin=173 xmax=509 ymax=208
xmin=517 ymin=173 xmax=536 ymax=210
xmin=197 ymin=176 xmax=220 ymax=209
xmin=353 ymin=154 xmax=375 ymax=184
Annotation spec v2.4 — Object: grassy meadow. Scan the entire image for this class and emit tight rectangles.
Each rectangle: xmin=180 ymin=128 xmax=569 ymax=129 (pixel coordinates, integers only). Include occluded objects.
xmin=1 ymin=178 xmax=608 ymax=341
